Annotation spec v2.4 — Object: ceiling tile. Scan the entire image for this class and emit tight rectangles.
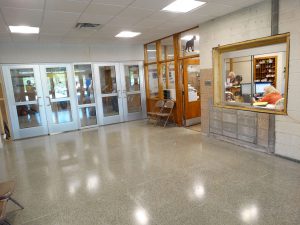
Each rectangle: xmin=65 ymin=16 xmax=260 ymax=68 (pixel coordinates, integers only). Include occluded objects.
xmin=0 ymin=18 xmax=8 ymax=33
xmin=0 ymin=0 xmax=45 ymax=10
xmin=65 ymin=29 xmax=97 ymax=38
xmin=43 ymin=11 xmax=81 ymax=24
xmin=11 ymin=33 xmax=39 ymax=42
xmin=92 ymin=25 xmax=123 ymax=38
xmin=78 ymin=14 xmax=113 ymax=24
xmin=45 ymin=0 xmax=89 ymax=13
xmin=134 ymin=19 xmax=164 ymax=29
xmin=0 ymin=33 xmax=11 ymax=42
xmin=38 ymin=34 xmax=64 ymax=43
xmin=105 ymin=16 xmax=139 ymax=27
xmin=130 ymin=0 xmax=174 ymax=10
xmin=146 ymin=11 xmax=179 ymax=21
xmin=2 ymin=7 xmax=43 ymax=27
xmin=40 ymin=21 xmax=74 ymax=35
xmin=61 ymin=36 xmax=84 ymax=44
xmin=83 ymin=3 xmax=124 ymax=16
xmin=117 ymin=7 xmax=154 ymax=20
xmin=92 ymin=0 xmax=134 ymax=6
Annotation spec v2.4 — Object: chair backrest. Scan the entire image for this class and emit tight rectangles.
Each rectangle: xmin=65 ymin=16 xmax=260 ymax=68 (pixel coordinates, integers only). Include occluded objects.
xmin=164 ymin=100 xmax=175 ymax=109
xmin=275 ymin=98 xmax=285 ymax=110
xmin=0 ymin=201 xmax=7 ymax=221
xmin=155 ymin=100 xmax=165 ymax=108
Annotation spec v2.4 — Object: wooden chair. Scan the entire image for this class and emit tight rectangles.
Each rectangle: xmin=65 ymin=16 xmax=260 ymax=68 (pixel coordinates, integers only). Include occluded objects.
xmin=156 ymin=100 xmax=175 ymax=127
xmin=0 ymin=181 xmax=24 ymax=210
xmin=0 ymin=200 xmax=10 ymax=225
xmin=147 ymin=100 xmax=165 ymax=123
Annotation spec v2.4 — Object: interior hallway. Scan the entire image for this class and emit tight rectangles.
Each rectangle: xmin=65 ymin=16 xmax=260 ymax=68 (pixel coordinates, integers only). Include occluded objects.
xmin=0 ymin=120 xmax=299 ymax=225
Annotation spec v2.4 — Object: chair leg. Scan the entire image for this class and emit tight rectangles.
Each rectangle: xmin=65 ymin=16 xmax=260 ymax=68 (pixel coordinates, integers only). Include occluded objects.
xmin=4 ymin=220 xmax=11 ymax=225
xmin=9 ymin=197 xmax=24 ymax=210
xmin=155 ymin=116 xmax=160 ymax=126
xmin=164 ymin=115 xmax=170 ymax=127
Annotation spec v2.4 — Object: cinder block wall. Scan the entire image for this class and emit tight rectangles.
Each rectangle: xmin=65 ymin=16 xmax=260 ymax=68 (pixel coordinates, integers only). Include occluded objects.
xmin=198 ymin=1 xmax=277 ymax=154
xmin=209 ymin=107 xmax=275 ymax=153
xmin=198 ymin=0 xmax=300 ymax=160
xmin=275 ymin=0 xmax=300 ymax=160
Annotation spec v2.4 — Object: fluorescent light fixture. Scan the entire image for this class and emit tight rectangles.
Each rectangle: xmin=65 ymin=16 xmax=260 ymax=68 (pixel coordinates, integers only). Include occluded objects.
xmin=181 ymin=35 xmax=200 ymax=41
xmin=147 ymin=49 xmax=156 ymax=52
xmin=9 ymin=26 xmax=39 ymax=34
xmin=162 ymin=0 xmax=206 ymax=13
xmin=115 ymin=31 xmax=141 ymax=38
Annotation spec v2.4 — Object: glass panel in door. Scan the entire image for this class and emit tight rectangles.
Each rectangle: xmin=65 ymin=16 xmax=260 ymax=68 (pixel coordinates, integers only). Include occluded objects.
xmin=46 ymin=67 xmax=73 ymax=124
xmin=94 ymin=64 xmax=123 ymax=125
xmin=74 ymin=64 xmax=97 ymax=127
xmin=2 ymin=66 xmax=48 ymax=139
xmin=41 ymin=65 xmax=78 ymax=133
xmin=121 ymin=63 xmax=146 ymax=121
xmin=183 ymin=58 xmax=201 ymax=126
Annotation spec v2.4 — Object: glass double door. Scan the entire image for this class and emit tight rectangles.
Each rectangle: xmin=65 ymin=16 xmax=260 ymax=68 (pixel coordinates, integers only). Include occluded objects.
xmin=2 ymin=64 xmax=78 ymax=139
xmin=93 ymin=62 xmax=145 ymax=125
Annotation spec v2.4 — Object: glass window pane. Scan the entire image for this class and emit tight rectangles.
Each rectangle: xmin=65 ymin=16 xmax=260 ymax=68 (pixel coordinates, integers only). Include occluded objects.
xmin=187 ymin=64 xmax=200 ymax=102
xmin=223 ymin=46 xmax=286 ymax=112
xmin=164 ymin=62 xmax=176 ymax=100
xmin=10 ymin=68 xmax=37 ymax=102
xmin=162 ymin=64 xmax=167 ymax=90
xmin=46 ymin=67 xmax=69 ymax=99
xmin=161 ymin=37 xmax=174 ymax=60
xmin=180 ymin=28 xmax=200 ymax=57
xmin=225 ymin=56 xmax=252 ymax=103
xmin=167 ymin=62 xmax=176 ymax=89
xmin=16 ymin=104 xmax=41 ymax=129
xmin=147 ymin=43 xmax=157 ymax=62
xmin=79 ymin=106 xmax=97 ymax=127
xmin=99 ymin=66 xmax=117 ymax=94
xmin=148 ymin=64 xmax=159 ymax=98
xmin=127 ymin=94 xmax=142 ymax=113
xmin=51 ymin=101 xmax=72 ymax=124
xmin=74 ymin=64 xmax=95 ymax=105
xmin=102 ymin=96 xmax=119 ymax=117
xmin=124 ymin=65 xmax=140 ymax=92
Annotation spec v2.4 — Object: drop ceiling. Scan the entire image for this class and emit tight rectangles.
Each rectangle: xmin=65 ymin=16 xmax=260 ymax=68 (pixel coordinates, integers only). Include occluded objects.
xmin=0 ymin=0 xmax=264 ymax=45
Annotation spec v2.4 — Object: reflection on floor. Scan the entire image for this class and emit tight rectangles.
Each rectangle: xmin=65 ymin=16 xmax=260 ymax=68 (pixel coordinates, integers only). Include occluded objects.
xmin=186 ymin=123 xmax=201 ymax=132
xmin=1 ymin=120 xmax=300 ymax=225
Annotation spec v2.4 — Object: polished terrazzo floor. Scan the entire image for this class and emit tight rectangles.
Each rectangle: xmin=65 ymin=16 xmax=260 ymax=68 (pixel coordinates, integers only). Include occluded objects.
xmin=0 ymin=120 xmax=300 ymax=225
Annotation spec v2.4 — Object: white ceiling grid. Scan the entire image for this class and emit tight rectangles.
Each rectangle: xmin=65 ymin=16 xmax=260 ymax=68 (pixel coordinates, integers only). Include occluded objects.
xmin=0 ymin=0 xmax=264 ymax=44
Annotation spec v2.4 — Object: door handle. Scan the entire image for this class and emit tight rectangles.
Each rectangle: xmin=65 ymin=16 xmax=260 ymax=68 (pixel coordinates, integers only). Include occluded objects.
xmin=46 ymin=96 xmax=51 ymax=106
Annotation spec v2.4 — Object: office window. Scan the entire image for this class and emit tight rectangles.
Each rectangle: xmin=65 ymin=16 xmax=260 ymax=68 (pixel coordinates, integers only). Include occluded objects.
xmin=180 ymin=28 xmax=200 ymax=57
xmin=160 ymin=36 xmax=174 ymax=61
xmin=213 ymin=34 xmax=290 ymax=114
xmin=146 ymin=43 xmax=157 ymax=63
xmin=148 ymin=64 xmax=159 ymax=98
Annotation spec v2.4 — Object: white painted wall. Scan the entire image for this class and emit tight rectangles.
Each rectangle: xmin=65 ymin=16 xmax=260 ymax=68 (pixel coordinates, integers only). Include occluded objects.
xmin=0 ymin=42 xmax=144 ymax=64
xmin=275 ymin=0 xmax=300 ymax=160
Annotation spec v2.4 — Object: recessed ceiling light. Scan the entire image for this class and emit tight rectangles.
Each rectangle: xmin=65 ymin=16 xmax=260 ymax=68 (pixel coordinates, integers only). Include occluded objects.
xmin=162 ymin=0 xmax=206 ymax=13
xmin=9 ymin=26 xmax=40 ymax=34
xmin=115 ymin=31 xmax=141 ymax=38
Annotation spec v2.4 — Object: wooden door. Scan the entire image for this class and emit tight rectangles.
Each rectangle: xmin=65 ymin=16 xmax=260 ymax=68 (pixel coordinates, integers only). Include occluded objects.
xmin=183 ymin=58 xmax=201 ymax=125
